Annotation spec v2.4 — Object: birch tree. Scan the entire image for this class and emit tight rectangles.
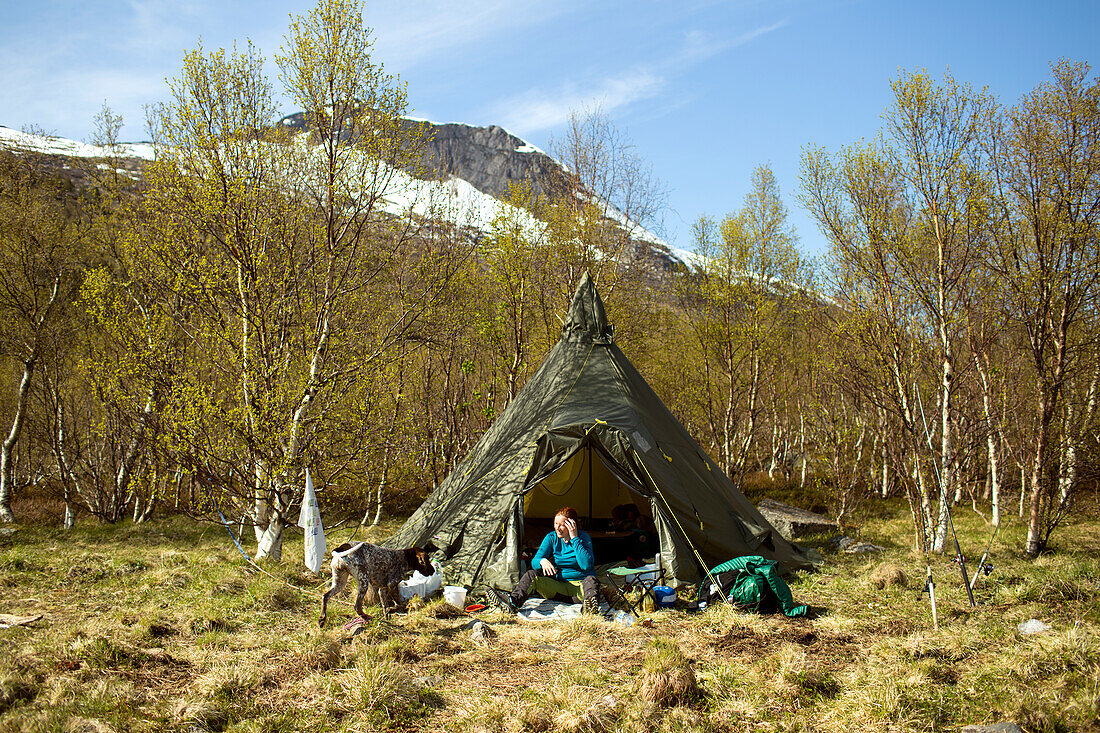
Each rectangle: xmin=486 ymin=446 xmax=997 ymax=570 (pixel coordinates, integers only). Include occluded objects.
xmin=886 ymin=71 xmax=994 ymax=550
xmin=0 ymin=152 xmax=83 ymax=522
xmin=801 ymin=70 xmax=993 ymax=552
xmin=682 ymin=166 xmax=806 ymax=482
xmin=119 ymin=0 xmax=449 ymax=559
xmin=987 ymin=60 xmax=1100 ymax=556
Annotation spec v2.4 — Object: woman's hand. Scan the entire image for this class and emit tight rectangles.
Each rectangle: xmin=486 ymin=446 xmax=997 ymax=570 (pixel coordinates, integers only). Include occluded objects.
xmin=563 ymin=517 xmax=578 ymax=540
xmin=540 ymin=558 xmax=557 ymax=575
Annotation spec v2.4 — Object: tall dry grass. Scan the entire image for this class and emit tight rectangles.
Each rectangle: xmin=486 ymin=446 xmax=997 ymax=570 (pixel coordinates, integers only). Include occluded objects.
xmin=0 ymin=506 xmax=1096 ymax=731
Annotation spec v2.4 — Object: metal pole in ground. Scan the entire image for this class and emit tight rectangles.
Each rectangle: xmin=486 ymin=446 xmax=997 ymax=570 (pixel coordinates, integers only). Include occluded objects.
xmin=925 ymin=565 xmax=939 ymax=630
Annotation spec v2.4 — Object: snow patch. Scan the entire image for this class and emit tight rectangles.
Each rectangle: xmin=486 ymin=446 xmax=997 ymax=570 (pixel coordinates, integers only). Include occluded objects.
xmin=0 ymin=123 xmax=703 ymax=274
xmin=381 ymin=169 xmax=546 ymax=235
xmin=0 ymin=126 xmax=155 ymax=161
xmin=667 ymin=246 xmax=705 ymax=269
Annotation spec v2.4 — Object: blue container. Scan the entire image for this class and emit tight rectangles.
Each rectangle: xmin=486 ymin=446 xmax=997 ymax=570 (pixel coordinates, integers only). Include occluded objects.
xmin=652 ymin=586 xmax=676 ymax=609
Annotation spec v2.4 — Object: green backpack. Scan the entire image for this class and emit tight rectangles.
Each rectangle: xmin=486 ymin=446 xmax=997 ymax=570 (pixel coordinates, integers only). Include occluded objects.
xmin=704 ymin=555 xmax=809 ymax=618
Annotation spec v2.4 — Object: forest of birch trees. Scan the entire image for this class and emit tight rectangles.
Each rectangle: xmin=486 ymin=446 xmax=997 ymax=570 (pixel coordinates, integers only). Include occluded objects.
xmin=0 ymin=0 xmax=1096 ymax=562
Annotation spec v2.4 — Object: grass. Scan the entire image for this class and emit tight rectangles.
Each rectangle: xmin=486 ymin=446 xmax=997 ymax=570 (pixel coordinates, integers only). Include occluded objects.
xmin=0 ymin=503 xmax=1097 ymax=732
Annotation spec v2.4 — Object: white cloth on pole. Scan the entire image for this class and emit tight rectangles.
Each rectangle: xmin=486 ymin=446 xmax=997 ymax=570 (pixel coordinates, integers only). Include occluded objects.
xmin=297 ymin=468 xmax=326 ymax=574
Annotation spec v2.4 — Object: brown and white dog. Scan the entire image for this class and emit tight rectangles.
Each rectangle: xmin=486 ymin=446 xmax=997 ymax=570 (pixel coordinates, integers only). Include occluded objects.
xmin=318 ymin=541 xmax=436 ymax=626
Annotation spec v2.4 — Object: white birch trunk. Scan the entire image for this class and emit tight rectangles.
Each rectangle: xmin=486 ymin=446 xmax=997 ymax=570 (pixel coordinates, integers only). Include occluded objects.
xmin=1059 ymin=364 xmax=1098 ymax=506
xmin=1018 ymin=463 xmax=1026 ymax=519
xmin=739 ymin=349 xmax=761 ymax=474
xmin=253 ymin=460 xmax=270 ymax=545
xmin=914 ymin=455 xmax=934 ymax=552
xmin=974 ymin=354 xmax=1003 ymax=526
xmin=113 ymin=390 xmax=155 ymax=522
xmin=880 ymin=431 xmax=890 ymax=498
xmin=799 ymin=412 xmax=807 ymax=488
xmin=368 ymin=453 xmax=390 ymax=528
xmin=0 ymin=275 xmax=61 ymax=522
xmin=0 ymin=356 xmax=36 ymax=522
xmin=255 ymin=481 xmax=288 ymax=560
xmin=56 ymin=401 xmax=78 ymax=530
xmin=254 ymin=313 xmax=332 ymax=561
xmin=931 ymin=339 xmax=953 ymax=553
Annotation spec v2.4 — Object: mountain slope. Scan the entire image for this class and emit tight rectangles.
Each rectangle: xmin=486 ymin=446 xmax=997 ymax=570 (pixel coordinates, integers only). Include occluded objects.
xmin=1 ymin=117 xmax=693 ymax=272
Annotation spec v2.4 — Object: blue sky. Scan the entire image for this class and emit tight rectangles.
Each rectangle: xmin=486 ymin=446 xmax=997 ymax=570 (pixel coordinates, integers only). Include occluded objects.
xmin=1 ymin=0 xmax=1096 ymax=258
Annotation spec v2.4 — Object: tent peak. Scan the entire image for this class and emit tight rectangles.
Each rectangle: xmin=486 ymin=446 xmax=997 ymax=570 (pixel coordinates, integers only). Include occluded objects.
xmin=563 ymin=272 xmax=614 ymax=343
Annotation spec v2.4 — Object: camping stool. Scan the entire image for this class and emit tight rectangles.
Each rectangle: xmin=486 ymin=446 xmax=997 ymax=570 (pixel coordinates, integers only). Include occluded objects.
xmin=604 ymin=562 xmax=663 ymax=615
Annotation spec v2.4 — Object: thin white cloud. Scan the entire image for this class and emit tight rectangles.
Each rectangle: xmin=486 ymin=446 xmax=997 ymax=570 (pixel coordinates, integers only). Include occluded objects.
xmin=731 ymin=20 xmax=788 ymax=48
xmin=674 ymin=20 xmax=787 ymax=69
xmin=493 ymin=73 xmax=666 ymax=135
xmin=368 ymin=0 xmax=576 ymax=72
xmin=486 ymin=18 xmax=787 ymax=136
xmin=679 ymin=29 xmax=732 ymax=65
xmin=125 ymin=0 xmax=203 ymax=42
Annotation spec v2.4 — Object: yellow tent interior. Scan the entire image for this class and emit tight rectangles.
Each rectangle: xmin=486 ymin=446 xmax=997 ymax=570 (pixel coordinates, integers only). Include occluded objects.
xmin=522 ymin=443 xmax=655 ymax=530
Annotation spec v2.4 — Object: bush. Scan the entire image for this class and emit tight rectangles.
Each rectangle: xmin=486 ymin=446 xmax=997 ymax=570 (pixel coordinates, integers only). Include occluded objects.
xmin=634 ymin=637 xmax=699 ymax=707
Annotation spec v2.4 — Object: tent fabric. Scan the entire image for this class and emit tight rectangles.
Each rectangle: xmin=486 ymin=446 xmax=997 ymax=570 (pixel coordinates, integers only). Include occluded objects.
xmin=386 ymin=273 xmax=815 ymax=588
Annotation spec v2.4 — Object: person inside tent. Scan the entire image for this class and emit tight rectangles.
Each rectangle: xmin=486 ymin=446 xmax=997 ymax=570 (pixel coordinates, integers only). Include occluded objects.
xmin=488 ymin=506 xmax=599 ymax=614
xmin=610 ymin=503 xmax=659 ymax=565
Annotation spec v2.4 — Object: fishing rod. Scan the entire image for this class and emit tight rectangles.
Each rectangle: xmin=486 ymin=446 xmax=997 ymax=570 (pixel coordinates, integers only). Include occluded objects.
xmin=914 ymin=386 xmax=976 ymax=608
xmin=970 ymin=520 xmax=998 ymax=590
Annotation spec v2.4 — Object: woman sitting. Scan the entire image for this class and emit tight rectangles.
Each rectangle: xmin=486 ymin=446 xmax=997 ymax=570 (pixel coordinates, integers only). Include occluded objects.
xmin=488 ymin=506 xmax=599 ymax=614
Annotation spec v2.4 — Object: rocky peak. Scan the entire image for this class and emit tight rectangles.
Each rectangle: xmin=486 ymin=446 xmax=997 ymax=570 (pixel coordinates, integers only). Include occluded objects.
xmin=276 ymin=112 xmax=563 ymax=201
xmin=410 ymin=121 xmax=561 ymax=200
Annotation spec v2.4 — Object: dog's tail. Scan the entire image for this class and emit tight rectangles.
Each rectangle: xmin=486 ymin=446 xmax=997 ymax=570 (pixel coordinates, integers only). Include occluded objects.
xmin=332 ymin=542 xmax=364 ymax=557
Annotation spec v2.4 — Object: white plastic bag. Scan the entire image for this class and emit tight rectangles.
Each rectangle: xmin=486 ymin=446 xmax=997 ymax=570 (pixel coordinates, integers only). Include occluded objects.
xmin=1017 ymin=619 xmax=1051 ymax=635
xmin=398 ymin=562 xmax=443 ymax=601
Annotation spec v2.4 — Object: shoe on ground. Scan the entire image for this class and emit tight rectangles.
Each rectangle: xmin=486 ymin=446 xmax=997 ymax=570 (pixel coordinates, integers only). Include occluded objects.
xmin=486 ymin=587 xmax=518 ymax=614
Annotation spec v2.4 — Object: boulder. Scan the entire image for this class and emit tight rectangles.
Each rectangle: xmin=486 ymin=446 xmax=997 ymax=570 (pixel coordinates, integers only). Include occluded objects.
xmin=756 ymin=499 xmax=836 ymax=539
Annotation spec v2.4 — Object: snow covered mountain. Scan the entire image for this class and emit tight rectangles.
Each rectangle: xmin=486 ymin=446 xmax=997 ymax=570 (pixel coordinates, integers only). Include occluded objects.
xmin=0 ymin=119 xmax=699 ymax=270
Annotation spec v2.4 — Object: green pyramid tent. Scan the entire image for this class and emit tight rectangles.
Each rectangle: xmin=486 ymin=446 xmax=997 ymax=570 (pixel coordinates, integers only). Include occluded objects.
xmin=388 ymin=273 xmax=814 ymax=588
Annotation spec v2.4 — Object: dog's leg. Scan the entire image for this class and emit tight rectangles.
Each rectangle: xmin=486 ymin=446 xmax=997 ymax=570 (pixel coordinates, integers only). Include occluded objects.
xmin=319 ymin=565 xmax=348 ymax=627
xmin=386 ymin=583 xmax=403 ymax=615
xmin=378 ymin=584 xmax=392 ymax=620
xmin=355 ymin=582 xmax=372 ymax=622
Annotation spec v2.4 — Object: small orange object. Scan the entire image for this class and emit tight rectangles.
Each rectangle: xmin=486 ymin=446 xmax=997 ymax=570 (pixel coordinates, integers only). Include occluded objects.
xmin=465 ymin=603 xmax=487 ymax=613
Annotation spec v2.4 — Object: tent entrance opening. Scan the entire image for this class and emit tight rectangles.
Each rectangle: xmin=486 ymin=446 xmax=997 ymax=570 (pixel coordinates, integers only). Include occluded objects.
xmin=523 ymin=442 xmax=656 ymax=564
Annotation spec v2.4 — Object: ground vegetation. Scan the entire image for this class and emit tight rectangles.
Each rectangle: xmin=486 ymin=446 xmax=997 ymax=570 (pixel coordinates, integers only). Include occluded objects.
xmin=0 ymin=503 xmax=1096 ymax=731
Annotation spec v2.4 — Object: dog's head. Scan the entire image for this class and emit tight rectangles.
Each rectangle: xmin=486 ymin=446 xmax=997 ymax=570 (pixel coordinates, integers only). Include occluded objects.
xmin=403 ymin=547 xmax=436 ymax=577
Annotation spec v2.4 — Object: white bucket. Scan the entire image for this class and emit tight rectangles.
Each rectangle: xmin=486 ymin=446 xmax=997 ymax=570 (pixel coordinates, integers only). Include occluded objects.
xmin=443 ymin=585 xmax=467 ymax=607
